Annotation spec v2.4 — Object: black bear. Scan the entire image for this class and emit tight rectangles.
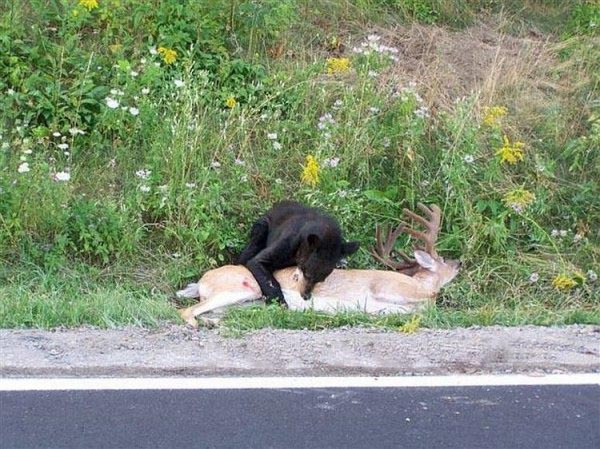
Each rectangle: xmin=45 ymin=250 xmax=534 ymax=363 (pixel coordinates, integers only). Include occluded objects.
xmin=237 ymin=201 xmax=360 ymax=304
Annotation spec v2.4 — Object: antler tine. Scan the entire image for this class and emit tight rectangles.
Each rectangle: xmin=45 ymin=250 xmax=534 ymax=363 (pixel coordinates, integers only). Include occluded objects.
xmin=401 ymin=203 xmax=442 ymax=258
xmin=369 ymin=224 xmax=417 ymax=271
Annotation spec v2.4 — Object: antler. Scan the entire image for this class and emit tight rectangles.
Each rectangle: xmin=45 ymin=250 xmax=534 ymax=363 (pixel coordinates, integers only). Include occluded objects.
xmin=369 ymin=203 xmax=442 ymax=272
xmin=400 ymin=203 xmax=441 ymax=259
xmin=369 ymin=224 xmax=417 ymax=272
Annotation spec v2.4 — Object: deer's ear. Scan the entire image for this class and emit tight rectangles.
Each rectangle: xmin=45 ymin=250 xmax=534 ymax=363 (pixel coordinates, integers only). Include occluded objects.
xmin=414 ymin=250 xmax=436 ymax=270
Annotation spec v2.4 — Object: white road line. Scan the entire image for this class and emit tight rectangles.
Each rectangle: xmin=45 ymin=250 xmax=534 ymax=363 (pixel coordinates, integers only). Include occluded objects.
xmin=1 ymin=374 xmax=599 ymax=391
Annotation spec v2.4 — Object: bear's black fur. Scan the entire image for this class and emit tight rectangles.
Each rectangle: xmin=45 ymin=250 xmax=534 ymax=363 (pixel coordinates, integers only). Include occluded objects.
xmin=237 ymin=201 xmax=360 ymax=303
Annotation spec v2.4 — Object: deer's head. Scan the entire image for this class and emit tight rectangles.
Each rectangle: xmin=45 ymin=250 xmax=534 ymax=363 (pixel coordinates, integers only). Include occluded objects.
xmin=371 ymin=203 xmax=461 ymax=290
xmin=412 ymin=249 xmax=461 ymax=289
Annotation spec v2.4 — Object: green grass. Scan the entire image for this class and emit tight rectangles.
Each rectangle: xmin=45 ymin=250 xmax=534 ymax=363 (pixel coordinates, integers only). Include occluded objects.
xmin=221 ymin=303 xmax=600 ymax=336
xmin=1 ymin=0 xmax=598 ymax=329
xmin=0 ymin=263 xmax=178 ymax=328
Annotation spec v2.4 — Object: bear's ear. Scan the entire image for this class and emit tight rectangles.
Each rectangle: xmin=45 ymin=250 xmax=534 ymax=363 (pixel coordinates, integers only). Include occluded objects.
xmin=342 ymin=241 xmax=360 ymax=256
xmin=307 ymin=234 xmax=321 ymax=249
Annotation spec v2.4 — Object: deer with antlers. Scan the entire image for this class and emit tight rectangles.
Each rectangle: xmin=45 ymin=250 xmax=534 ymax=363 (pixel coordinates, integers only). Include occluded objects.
xmin=177 ymin=203 xmax=461 ymax=327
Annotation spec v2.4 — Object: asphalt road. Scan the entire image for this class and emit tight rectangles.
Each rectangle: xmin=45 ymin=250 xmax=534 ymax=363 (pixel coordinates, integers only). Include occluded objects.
xmin=2 ymin=382 xmax=598 ymax=449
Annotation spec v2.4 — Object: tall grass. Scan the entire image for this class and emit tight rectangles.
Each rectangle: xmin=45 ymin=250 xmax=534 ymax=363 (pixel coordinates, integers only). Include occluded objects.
xmin=0 ymin=0 xmax=598 ymax=328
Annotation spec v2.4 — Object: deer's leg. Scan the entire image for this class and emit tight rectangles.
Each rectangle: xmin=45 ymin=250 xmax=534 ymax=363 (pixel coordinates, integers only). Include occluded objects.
xmin=179 ymin=290 xmax=260 ymax=328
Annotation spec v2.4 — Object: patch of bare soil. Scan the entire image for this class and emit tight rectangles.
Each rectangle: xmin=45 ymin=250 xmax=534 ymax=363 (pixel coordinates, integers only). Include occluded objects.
xmin=376 ymin=21 xmax=558 ymax=110
xmin=1 ymin=325 xmax=598 ymax=377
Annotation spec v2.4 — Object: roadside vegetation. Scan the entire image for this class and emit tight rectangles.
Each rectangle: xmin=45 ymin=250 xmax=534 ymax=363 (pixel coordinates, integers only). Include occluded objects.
xmin=1 ymin=0 xmax=598 ymax=329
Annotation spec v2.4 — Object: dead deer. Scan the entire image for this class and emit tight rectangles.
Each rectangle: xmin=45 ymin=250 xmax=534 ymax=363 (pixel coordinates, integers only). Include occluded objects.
xmin=177 ymin=203 xmax=461 ymax=327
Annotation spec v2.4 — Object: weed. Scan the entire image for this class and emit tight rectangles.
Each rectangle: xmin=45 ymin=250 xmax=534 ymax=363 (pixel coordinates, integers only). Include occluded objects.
xmin=0 ymin=1 xmax=598 ymax=329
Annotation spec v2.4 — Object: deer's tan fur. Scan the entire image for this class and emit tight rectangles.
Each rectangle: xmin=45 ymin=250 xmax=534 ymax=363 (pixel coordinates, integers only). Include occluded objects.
xmin=178 ymin=204 xmax=460 ymax=328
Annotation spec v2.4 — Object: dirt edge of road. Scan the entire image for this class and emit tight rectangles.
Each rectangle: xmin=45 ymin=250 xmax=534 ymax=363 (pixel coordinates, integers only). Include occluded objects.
xmin=1 ymin=324 xmax=599 ymax=377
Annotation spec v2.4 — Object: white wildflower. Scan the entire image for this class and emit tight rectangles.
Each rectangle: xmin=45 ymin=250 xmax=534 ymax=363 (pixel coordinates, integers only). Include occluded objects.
xmin=139 ymin=185 xmax=151 ymax=193
xmin=318 ymin=113 xmax=335 ymax=130
xmin=414 ymin=106 xmax=430 ymax=119
xmin=149 ymin=46 xmax=158 ymax=55
xmin=353 ymin=34 xmax=399 ymax=59
xmin=23 ymin=149 xmax=33 ymax=155
xmin=234 ymin=158 xmax=245 ymax=166
xmin=559 ymin=230 xmax=568 ymax=237
xmin=463 ymin=154 xmax=475 ymax=164
xmin=135 ymin=169 xmax=151 ymax=179
xmin=53 ymin=171 xmax=70 ymax=182
xmin=587 ymin=270 xmax=597 ymax=283
xmin=573 ymin=233 xmax=583 ymax=243
xmin=129 ymin=107 xmax=140 ymax=116
xmin=185 ymin=182 xmax=196 ymax=189
xmin=105 ymin=97 xmax=120 ymax=109
xmin=68 ymin=127 xmax=85 ymax=136
xmin=211 ymin=161 xmax=221 ymax=168
xmin=57 ymin=143 xmax=69 ymax=150
xmin=333 ymin=99 xmax=343 ymax=109
xmin=267 ymin=133 xmax=278 ymax=140
xmin=529 ymin=272 xmax=539 ymax=283
xmin=551 ymin=229 xmax=559 ymax=237
xmin=174 ymin=79 xmax=184 ymax=88
xmin=52 ymin=131 xmax=61 ymax=137
xmin=323 ymin=157 xmax=340 ymax=168
xmin=157 ymin=184 xmax=168 ymax=192
xmin=17 ymin=162 xmax=30 ymax=173
xmin=272 ymin=141 xmax=282 ymax=151
xmin=369 ymin=107 xmax=380 ymax=114
xmin=130 ymin=70 xmax=139 ymax=77
xmin=141 ymin=87 xmax=150 ymax=95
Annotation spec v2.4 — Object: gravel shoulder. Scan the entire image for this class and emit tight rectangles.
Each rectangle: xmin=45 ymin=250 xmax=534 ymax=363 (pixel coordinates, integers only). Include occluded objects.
xmin=1 ymin=325 xmax=599 ymax=378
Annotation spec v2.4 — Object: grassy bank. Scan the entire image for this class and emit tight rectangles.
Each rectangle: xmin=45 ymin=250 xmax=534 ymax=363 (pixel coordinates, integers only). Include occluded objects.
xmin=1 ymin=0 xmax=598 ymax=329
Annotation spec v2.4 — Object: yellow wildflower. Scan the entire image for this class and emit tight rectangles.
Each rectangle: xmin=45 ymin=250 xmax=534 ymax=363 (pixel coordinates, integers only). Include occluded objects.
xmin=79 ymin=0 xmax=98 ymax=10
xmin=503 ymin=188 xmax=535 ymax=213
xmin=551 ymin=274 xmax=577 ymax=290
xmin=496 ymin=135 xmax=525 ymax=164
xmin=225 ymin=95 xmax=237 ymax=109
xmin=326 ymin=57 xmax=350 ymax=75
xmin=301 ymin=155 xmax=320 ymax=187
xmin=483 ymin=105 xmax=507 ymax=127
xmin=157 ymin=46 xmax=177 ymax=65
xmin=108 ymin=43 xmax=122 ymax=54
xmin=399 ymin=315 xmax=421 ymax=334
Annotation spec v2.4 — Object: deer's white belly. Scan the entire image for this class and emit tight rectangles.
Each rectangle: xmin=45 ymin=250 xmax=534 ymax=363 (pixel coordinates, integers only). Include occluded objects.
xmin=282 ymin=290 xmax=420 ymax=315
